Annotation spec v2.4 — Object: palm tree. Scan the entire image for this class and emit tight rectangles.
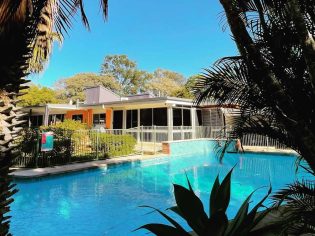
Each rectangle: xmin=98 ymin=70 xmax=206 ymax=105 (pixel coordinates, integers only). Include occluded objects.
xmin=0 ymin=0 xmax=108 ymax=234
xmin=193 ymin=0 xmax=315 ymax=234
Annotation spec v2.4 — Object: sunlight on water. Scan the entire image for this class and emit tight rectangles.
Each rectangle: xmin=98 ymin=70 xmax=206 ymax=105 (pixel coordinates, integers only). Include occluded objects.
xmin=10 ymin=151 xmax=309 ymax=236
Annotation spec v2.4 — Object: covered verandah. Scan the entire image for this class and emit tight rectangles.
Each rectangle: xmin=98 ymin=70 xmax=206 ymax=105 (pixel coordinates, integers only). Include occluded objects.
xmin=88 ymin=97 xmax=201 ymax=142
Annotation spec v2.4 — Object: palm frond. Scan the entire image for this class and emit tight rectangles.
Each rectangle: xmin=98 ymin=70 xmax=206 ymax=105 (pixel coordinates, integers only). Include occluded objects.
xmin=272 ymin=180 xmax=315 ymax=235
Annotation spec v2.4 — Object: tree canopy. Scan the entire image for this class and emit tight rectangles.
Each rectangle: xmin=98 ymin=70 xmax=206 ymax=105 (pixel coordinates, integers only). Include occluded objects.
xmin=49 ymin=55 xmax=196 ymax=102
xmin=145 ymin=69 xmax=184 ymax=96
xmin=55 ymin=73 xmax=121 ymax=101
xmin=100 ymin=55 xmax=152 ymax=94
xmin=19 ymin=85 xmax=62 ymax=106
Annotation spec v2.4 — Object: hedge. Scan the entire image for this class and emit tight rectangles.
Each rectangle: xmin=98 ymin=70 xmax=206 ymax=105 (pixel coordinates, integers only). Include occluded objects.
xmin=90 ymin=132 xmax=137 ymax=158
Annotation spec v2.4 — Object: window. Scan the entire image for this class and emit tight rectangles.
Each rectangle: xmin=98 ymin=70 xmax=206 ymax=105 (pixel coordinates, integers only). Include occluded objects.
xmin=172 ymin=108 xmax=191 ymax=126
xmin=30 ymin=115 xmax=43 ymax=127
xmin=56 ymin=114 xmax=64 ymax=123
xmin=127 ymin=110 xmax=138 ymax=128
xmin=183 ymin=109 xmax=191 ymax=126
xmin=113 ymin=110 xmax=123 ymax=129
xmin=93 ymin=113 xmax=106 ymax=125
xmin=153 ymin=108 xmax=167 ymax=126
xmin=48 ymin=114 xmax=64 ymax=125
xmin=72 ymin=114 xmax=83 ymax=122
xmin=197 ymin=110 xmax=202 ymax=125
xmin=173 ymin=108 xmax=182 ymax=126
xmin=140 ymin=109 xmax=153 ymax=126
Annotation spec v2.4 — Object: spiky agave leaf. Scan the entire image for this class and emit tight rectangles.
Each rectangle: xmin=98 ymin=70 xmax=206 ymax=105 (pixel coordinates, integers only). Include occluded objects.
xmin=138 ymin=168 xmax=270 ymax=236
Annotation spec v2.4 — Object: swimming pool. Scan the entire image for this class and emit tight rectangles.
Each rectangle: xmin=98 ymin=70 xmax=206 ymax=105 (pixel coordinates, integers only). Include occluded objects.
xmin=10 ymin=151 xmax=308 ymax=235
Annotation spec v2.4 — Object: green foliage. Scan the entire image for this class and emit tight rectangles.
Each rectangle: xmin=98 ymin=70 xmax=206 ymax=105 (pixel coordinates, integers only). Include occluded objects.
xmin=18 ymin=85 xmax=62 ymax=107
xmin=40 ymin=120 xmax=88 ymax=157
xmin=145 ymin=69 xmax=186 ymax=97
xmin=100 ymin=54 xmax=152 ymax=95
xmin=193 ymin=0 xmax=315 ymax=169
xmin=272 ymin=178 xmax=315 ymax=235
xmin=0 ymin=0 xmax=109 ymax=233
xmin=55 ymin=73 xmax=121 ymax=102
xmin=171 ymin=76 xmax=198 ymax=99
xmin=19 ymin=128 xmax=38 ymax=154
xmin=90 ymin=132 xmax=136 ymax=158
xmin=37 ymin=55 xmax=195 ymax=101
xmin=137 ymin=168 xmax=271 ymax=236
xmin=18 ymin=127 xmax=137 ymax=167
xmin=40 ymin=119 xmax=88 ymax=132
xmin=193 ymin=2 xmax=315 ymax=234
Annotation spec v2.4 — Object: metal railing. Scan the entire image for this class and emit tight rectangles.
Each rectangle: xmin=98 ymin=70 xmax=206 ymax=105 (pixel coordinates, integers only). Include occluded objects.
xmin=15 ymin=129 xmax=137 ymax=168
xmin=241 ymin=133 xmax=288 ymax=150
xmin=15 ymin=126 xmax=289 ymax=168
xmin=101 ymin=126 xmax=288 ymax=151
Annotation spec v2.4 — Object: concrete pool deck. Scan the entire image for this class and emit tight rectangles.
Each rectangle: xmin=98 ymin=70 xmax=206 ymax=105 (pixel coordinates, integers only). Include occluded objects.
xmin=11 ymin=146 xmax=296 ymax=179
xmin=242 ymin=146 xmax=297 ymax=155
xmin=11 ymin=154 xmax=167 ymax=179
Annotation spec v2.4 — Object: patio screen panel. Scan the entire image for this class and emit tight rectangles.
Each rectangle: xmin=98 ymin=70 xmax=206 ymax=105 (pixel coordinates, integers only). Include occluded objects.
xmin=127 ymin=110 xmax=138 ymax=128
xmin=140 ymin=109 xmax=153 ymax=126
xmin=153 ymin=108 xmax=167 ymax=126
xmin=113 ymin=110 xmax=123 ymax=129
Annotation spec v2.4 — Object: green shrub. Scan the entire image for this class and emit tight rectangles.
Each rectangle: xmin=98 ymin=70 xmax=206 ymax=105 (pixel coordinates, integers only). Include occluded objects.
xmin=40 ymin=119 xmax=88 ymax=131
xmin=90 ymin=132 xmax=136 ymax=158
xmin=19 ymin=128 xmax=38 ymax=154
xmin=40 ymin=120 xmax=88 ymax=154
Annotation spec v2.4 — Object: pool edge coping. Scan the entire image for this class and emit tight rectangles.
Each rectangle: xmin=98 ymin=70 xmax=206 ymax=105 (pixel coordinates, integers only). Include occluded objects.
xmin=10 ymin=154 xmax=168 ymax=179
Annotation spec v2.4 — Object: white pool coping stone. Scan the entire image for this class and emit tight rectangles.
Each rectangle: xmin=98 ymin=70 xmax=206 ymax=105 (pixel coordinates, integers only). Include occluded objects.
xmin=11 ymin=154 xmax=166 ymax=179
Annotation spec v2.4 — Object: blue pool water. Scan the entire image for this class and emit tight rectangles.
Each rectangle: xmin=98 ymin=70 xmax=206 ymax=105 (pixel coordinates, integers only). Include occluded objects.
xmin=10 ymin=151 xmax=309 ymax=235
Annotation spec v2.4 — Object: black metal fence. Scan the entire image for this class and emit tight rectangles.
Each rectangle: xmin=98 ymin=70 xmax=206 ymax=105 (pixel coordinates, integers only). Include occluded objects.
xmin=14 ymin=129 xmax=137 ymax=168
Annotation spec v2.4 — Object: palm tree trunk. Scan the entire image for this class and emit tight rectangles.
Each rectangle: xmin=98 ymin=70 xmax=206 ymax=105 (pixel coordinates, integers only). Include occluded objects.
xmin=0 ymin=2 xmax=47 ymax=234
xmin=0 ymin=87 xmax=25 ymax=235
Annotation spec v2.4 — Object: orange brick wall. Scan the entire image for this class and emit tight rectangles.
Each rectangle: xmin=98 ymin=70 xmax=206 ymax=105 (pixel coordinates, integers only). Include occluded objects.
xmin=65 ymin=108 xmax=115 ymax=129
xmin=105 ymin=108 xmax=112 ymax=129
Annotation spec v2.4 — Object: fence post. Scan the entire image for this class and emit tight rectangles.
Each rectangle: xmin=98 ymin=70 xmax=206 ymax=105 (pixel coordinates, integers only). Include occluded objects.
xmin=140 ymin=126 xmax=144 ymax=155
xmin=35 ymin=129 xmax=40 ymax=168
xmin=96 ymin=130 xmax=99 ymax=160
xmin=266 ymin=136 xmax=269 ymax=150
xmin=181 ymin=125 xmax=184 ymax=140
xmin=153 ymin=125 xmax=156 ymax=154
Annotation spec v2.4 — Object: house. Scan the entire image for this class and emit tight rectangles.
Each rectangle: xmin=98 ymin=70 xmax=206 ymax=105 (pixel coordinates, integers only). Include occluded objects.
xmin=23 ymin=86 xmax=239 ymax=140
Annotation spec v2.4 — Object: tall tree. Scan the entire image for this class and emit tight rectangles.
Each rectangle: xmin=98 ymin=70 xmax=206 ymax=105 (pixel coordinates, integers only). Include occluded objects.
xmin=100 ymin=54 xmax=151 ymax=94
xmin=55 ymin=73 xmax=121 ymax=101
xmin=0 ymin=0 xmax=109 ymax=234
xmin=172 ymin=75 xmax=198 ymax=99
xmin=19 ymin=84 xmax=62 ymax=106
xmin=146 ymin=69 xmax=186 ymax=96
xmin=194 ymin=0 xmax=315 ymax=233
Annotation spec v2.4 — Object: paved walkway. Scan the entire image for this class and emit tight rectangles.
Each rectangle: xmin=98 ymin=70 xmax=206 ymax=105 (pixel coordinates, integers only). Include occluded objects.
xmin=11 ymin=154 xmax=166 ymax=179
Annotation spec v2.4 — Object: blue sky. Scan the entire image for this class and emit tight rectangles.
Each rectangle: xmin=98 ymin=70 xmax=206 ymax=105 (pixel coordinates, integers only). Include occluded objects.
xmin=32 ymin=0 xmax=238 ymax=87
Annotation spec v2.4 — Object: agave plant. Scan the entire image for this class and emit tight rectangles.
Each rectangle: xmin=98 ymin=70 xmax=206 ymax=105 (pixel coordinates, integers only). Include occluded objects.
xmin=136 ymin=168 xmax=271 ymax=236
